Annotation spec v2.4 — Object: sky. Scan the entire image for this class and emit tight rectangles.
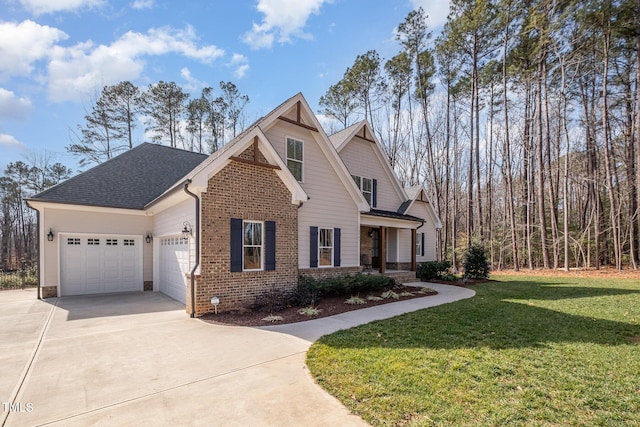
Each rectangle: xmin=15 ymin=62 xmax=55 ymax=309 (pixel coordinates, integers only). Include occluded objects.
xmin=0 ymin=0 xmax=450 ymax=172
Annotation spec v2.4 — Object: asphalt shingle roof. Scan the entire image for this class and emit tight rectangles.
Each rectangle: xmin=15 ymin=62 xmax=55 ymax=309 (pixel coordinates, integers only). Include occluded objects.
xmin=29 ymin=143 xmax=209 ymax=210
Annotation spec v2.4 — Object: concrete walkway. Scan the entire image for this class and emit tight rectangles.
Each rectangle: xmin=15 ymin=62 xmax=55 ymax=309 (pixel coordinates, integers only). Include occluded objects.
xmin=260 ymin=283 xmax=476 ymax=342
xmin=1 ymin=283 xmax=474 ymax=426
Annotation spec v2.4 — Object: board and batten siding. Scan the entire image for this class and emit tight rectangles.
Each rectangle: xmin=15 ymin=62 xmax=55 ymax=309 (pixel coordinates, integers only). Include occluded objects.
xmin=41 ymin=207 xmax=152 ymax=289
xmin=264 ymin=122 xmax=360 ymax=268
xmin=337 ymin=137 xmax=404 ymax=212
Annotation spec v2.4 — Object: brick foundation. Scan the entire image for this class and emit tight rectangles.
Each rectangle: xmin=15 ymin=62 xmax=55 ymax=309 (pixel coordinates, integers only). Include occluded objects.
xmin=194 ymin=146 xmax=299 ymax=315
xmin=386 ymin=262 xmax=413 ymax=271
xmin=41 ymin=286 xmax=57 ymax=298
xmin=299 ymin=266 xmax=363 ymax=280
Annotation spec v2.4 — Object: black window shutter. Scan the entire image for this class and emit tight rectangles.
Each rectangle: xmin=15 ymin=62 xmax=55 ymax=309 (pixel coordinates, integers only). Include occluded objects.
xmin=230 ymin=218 xmax=243 ymax=272
xmin=372 ymin=179 xmax=377 ymax=208
xmin=421 ymin=232 xmax=425 ymax=257
xmin=265 ymin=221 xmax=276 ymax=271
xmin=334 ymin=228 xmax=341 ymax=267
xmin=309 ymin=226 xmax=318 ymax=268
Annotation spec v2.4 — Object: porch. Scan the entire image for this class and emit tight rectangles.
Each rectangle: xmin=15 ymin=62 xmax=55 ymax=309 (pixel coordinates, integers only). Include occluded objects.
xmin=359 ymin=209 xmax=424 ymax=275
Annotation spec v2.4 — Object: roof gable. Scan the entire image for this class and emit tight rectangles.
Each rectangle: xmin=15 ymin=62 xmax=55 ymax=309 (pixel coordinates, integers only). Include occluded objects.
xmin=402 ymin=185 xmax=442 ymax=229
xmin=257 ymin=93 xmax=369 ymax=211
xmin=330 ymin=121 xmax=407 ymax=209
xmin=28 ymin=143 xmax=208 ymax=210
xmin=184 ymin=126 xmax=308 ymax=206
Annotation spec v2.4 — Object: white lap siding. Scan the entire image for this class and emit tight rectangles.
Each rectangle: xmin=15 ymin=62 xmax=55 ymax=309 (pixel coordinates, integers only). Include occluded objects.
xmin=264 ymin=123 xmax=360 ymax=268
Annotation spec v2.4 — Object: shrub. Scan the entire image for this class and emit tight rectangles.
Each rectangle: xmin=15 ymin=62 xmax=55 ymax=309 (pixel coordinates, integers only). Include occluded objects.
xmin=298 ymin=273 xmax=394 ymax=300
xmin=462 ymin=243 xmax=490 ymax=279
xmin=345 ymin=296 xmax=367 ymax=305
xmin=416 ymin=260 xmax=452 ymax=280
xmin=252 ymin=284 xmax=293 ymax=313
xmin=298 ymin=306 xmax=322 ymax=316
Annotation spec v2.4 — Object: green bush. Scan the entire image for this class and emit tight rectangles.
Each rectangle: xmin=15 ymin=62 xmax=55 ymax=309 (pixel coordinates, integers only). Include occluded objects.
xmin=297 ymin=273 xmax=393 ymax=302
xmin=416 ymin=260 xmax=452 ymax=280
xmin=462 ymin=243 xmax=490 ymax=279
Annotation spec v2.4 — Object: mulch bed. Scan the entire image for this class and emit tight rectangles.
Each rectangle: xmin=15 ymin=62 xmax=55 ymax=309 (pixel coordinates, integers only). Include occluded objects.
xmin=200 ymin=284 xmax=438 ymax=327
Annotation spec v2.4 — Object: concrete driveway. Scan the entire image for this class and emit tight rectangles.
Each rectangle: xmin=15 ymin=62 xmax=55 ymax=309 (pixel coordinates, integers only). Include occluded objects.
xmin=1 ymin=284 xmax=475 ymax=426
xmin=1 ymin=290 xmax=366 ymax=426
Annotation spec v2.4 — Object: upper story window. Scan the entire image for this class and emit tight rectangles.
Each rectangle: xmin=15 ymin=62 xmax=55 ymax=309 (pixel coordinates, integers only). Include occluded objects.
xmin=243 ymin=220 xmax=263 ymax=271
xmin=352 ymin=175 xmax=373 ymax=205
xmin=286 ymin=137 xmax=303 ymax=182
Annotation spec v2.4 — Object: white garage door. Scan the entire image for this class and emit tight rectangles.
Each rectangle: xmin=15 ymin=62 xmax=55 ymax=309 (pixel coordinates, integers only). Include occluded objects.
xmin=60 ymin=234 xmax=143 ymax=296
xmin=159 ymin=236 xmax=189 ymax=304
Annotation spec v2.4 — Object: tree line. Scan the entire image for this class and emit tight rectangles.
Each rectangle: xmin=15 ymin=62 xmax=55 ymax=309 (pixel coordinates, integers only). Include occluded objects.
xmin=1 ymin=79 xmax=248 ymax=269
xmin=319 ymin=0 xmax=639 ymax=271
xmin=1 ymin=155 xmax=71 ymax=270
xmin=68 ymin=80 xmax=249 ymax=166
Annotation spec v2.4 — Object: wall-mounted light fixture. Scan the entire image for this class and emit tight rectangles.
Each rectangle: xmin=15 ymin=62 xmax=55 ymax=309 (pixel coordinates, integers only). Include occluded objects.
xmin=47 ymin=228 xmax=54 ymax=242
xmin=145 ymin=233 xmax=152 ymax=244
xmin=367 ymin=228 xmax=374 ymax=238
xmin=182 ymin=221 xmax=192 ymax=239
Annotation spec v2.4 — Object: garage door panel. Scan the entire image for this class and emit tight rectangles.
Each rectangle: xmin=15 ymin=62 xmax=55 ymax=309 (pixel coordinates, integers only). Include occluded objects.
xmin=60 ymin=234 xmax=143 ymax=296
xmin=159 ymin=236 xmax=189 ymax=304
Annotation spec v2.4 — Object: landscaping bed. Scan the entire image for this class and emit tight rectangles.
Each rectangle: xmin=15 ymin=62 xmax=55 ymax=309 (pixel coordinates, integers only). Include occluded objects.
xmin=201 ymin=283 xmax=437 ymax=327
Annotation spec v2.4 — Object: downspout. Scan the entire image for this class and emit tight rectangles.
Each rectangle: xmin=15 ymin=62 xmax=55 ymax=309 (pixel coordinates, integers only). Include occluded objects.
xmin=183 ymin=180 xmax=200 ymax=318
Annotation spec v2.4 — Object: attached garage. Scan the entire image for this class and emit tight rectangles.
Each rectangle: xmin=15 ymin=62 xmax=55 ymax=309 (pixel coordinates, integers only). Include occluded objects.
xmin=60 ymin=234 xmax=143 ymax=296
xmin=158 ymin=236 xmax=190 ymax=304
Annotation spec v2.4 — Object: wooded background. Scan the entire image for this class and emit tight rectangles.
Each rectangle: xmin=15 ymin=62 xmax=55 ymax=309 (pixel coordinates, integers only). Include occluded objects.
xmin=2 ymin=0 xmax=638 ymax=272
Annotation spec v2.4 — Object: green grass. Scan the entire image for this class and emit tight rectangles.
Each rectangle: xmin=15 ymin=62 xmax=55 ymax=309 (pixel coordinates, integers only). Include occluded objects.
xmin=307 ymin=275 xmax=640 ymax=426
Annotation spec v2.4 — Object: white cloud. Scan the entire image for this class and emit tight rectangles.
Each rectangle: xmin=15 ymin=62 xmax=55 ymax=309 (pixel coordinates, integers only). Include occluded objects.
xmin=131 ymin=0 xmax=154 ymax=10
xmin=229 ymin=53 xmax=249 ymax=78
xmin=18 ymin=0 xmax=105 ymax=15
xmin=410 ymin=0 xmax=451 ymax=28
xmin=0 ymin=88 xmax=33 ymax=119
xmin=243 ymin=0 xmax=329 ymax=49
xmin=0 ymin=20 xmax=68 ymax=79
xmin=180 ymin=67 xmax=207 ymax=92
xmin=0 ymin=134 xmax=27 ymax=150
xmin=47 ymin=26 xmax=225 ymax=102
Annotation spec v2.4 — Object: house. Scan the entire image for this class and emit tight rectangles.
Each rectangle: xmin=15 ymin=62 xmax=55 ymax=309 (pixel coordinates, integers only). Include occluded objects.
xmin=26 ymin=93 xmax=441 ymax=316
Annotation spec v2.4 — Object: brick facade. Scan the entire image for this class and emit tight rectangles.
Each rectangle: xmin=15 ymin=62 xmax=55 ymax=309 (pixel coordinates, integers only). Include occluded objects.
xmin=194 ymin=146 xmax=299 ymax=315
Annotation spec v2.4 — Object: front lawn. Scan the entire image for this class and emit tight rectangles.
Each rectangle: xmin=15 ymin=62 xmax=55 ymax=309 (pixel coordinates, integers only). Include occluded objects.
xmin=307 ymin=274 xmax=640 ymax=426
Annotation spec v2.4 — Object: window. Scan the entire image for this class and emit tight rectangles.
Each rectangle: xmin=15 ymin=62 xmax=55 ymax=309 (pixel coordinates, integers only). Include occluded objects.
xmin=286 ymin=137 xmax=303 ymax=181
xmin=416 ymin=233 xmax=422 ymax=257
xmin=352 ymin=175 xmax=373 ymax=205
xmin=67 ymin=238 xmax=80 ymax=245
xmin=88 ymin=238 xmax=100 ymax=245
xmin=124 ymin=239 xmax=135 ymax=246
xmin=243 ymin=221 xmax=263 ymax=271
xmin=319 ymin=228 xmax=333 ymax=267
xmin=106 ymin=239 xmax=118 ymax=246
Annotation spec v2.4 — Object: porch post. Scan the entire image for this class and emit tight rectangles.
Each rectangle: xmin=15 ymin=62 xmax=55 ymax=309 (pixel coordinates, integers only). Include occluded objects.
xmin=379 ymin=226 xmax=386 ymax=274
xmin=411 ymin=228 xmax=416 ymax=272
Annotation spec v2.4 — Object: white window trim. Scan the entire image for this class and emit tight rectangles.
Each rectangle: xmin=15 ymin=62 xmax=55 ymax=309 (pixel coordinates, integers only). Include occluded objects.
xmin=318 ymin=227 xmax=334 ymax=268
xmin=416 ymin=232 xmax=423 ymax=257
xmin=352 ymin=174 xmax=372 ymax=205
xmin=243 ymin=220 xmax=264 ymax=272
xmin=286 ymin=136 xmax=304 ymax=183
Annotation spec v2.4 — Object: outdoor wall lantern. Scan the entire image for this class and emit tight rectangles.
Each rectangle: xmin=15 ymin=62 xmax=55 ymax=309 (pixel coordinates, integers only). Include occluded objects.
xmin=182 ymin=222 xmax=192 ymax=239
xmin=47 ymin=228 xmax=54 ymax=242
xmin=368 ymin=228 xmax=374 ymax=238
xmin=145 ymin=233 xmax=152 ymax=244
